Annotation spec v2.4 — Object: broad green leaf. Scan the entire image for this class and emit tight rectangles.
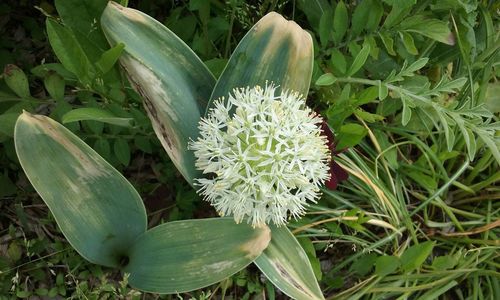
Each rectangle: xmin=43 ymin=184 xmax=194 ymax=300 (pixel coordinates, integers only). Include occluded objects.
xmin=62 ymin=107 xmax=133 ymax=127
xmin=254 ymin=225 xmax=324 ymax=300
xmin=126 ymin=218 xmax=270 ymax=294
xmin=101 ymin=2 xmax=216 ymax=185
xmin=315 ymin=73 xmax=337 ymax=86
xmin=400 ymin=241 xmax=435 ymax=273
xmin=375 ymin=255 xmax=400 ymax=277
xmin=347 ymin=43 xmax=370 ymax=76
xmin=332 ymin=1 xmax=348 ymax=43
xmin=46 ymin=19 xmax=93 ymax=84
xmin=14 ymin=112 xmax=147 ymax=267
xmin=209 ymin=12 xmax=313 ymax=109
xmin=3 ymin=64 xmax=30 ymax=98
xmin=336 ymin=123 xmax=368 ymax=149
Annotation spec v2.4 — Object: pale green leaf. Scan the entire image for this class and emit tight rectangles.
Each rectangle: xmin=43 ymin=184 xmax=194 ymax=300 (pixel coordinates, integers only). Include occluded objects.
xmin=14 ymin=112 xmax=147 ymax=267
xmin=126 ymin=218 xmax=270 ymax=294
xmin=255 ymin=225 xmax=324 ymax=300
xmin=209 ymin=12 xmax=313 ymax=109
xmin=101 ymin=2 xmax=216 ymax=185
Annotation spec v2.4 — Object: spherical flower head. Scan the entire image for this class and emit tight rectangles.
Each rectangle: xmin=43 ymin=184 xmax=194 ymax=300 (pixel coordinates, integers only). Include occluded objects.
xmin=189 ymin=84 xmax=331 ymax=227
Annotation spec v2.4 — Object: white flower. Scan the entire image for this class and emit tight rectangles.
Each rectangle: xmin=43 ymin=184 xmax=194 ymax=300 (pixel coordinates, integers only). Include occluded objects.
xmin=189 ymin=84 xmax=331 ymax=227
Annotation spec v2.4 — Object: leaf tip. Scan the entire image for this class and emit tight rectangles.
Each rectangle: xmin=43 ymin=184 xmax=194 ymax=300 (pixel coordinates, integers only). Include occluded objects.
xmin=103 ymin=1 xmax=147 ymax=24
xmin=240 ymin=225 xmax=271 ymax=259
xmin=446 ymin=33 xmax=456 ymax=45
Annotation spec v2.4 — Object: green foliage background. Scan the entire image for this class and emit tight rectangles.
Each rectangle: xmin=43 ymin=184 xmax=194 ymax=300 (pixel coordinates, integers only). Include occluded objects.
xmin=0 ymin=0 xmax=498 ymax=299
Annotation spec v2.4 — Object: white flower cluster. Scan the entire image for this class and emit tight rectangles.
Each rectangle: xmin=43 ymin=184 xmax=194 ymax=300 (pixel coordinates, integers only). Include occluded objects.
xmin=190 ymin=85 xmax=331 ymax=227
